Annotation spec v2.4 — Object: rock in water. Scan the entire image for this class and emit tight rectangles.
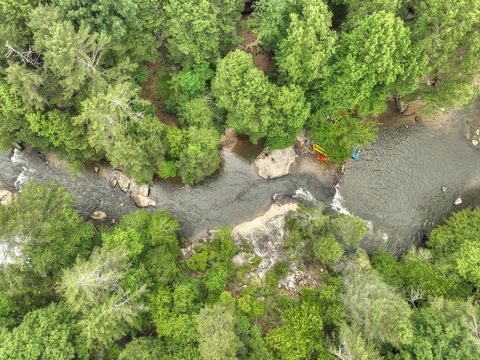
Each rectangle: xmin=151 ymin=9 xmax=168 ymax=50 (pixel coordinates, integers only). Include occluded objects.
xmin=110 ymin=176 xmax=118 ymax=188
xmin=117 ymin=173 xmax=131 ymax=192
xmin=0 ymin=189 xmax=13 ymax=205
xmin=130 ymin=181 xmax=149 ymax=197
xmin=254 ymin=147 xmax=296 ymax=179
xmin=131 ymin=193 xmax=156 ymax=208
xmin=90 ymin=211 xmax=107 ymax=221
xmin=472 ymin=139 xmax=479 ymax=146
xmin=454 ymin=197 xmax=463 ymax=206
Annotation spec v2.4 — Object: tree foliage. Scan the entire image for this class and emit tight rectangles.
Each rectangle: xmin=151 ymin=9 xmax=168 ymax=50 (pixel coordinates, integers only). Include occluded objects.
xmin=162 ymin=0 xmax=242 ymax=66
xmin=342 ymin=270 xmax=413 ymax=347
xmin=0 ymin=181 xmax=94 ymax=277
xmin=411 ymin=0 xmax=480 ymax=112
xmin=428 ymin=209 xmax=480 ymax=287
xmin=319 ymin=11 xmax=420 ymax=117
xmin=397 ymin=298 xmax=480 ymax=359
xmin=0 ymin=304 xmax=82 ymax=360
xmin=275 ymin=0 xmax=336 ymax=87
xmin=197 ymin=303 xmax=239 ymax=360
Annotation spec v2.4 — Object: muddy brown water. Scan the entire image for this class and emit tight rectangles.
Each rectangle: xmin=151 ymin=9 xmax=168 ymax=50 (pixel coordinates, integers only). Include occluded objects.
xmin=1 ymin=102 xmax=479 ymax=252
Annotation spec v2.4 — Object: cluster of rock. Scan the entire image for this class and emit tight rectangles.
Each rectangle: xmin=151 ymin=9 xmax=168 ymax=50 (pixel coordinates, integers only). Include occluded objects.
xmin=89 ymin=169 xmax=156 ymax=222
xmin=109 ymin=171 xmax=156 ymax=208
xmin=232 ymin=202 xmax=298 ymax=279
xmin=468 ymin=128 xmax=480 ymax=147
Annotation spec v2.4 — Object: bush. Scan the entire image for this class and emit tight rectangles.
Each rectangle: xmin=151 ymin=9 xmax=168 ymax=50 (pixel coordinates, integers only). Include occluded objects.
xmin=330 ymin=214 xmax=368 ymax=249
xmin=313 ymin=232 xmax=344 ymax=266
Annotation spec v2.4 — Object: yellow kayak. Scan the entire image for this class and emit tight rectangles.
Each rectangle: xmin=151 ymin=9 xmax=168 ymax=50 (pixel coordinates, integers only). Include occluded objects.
xmin=312 ymin=144 xmax=328 ymax=156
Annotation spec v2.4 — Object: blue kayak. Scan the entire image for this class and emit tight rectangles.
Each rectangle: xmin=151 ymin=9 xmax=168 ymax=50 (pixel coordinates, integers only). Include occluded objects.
xmin=352 ymin=148 xmax=360 ymax=160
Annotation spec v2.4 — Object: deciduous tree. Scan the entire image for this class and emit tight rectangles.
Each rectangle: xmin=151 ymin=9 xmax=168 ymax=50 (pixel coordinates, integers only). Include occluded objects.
xmin=342 ymin=270 xmax=413 ymax=347
xmin=197 ymin=303 xmax=239 ymax=360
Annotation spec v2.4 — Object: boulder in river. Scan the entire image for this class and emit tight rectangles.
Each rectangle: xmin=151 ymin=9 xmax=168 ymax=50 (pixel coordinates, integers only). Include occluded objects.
xmin=130 ymin=181 xmax=149 ymax=197
xmin=472 ymin=139 xmax=479 ymax=146
xmin=117 ymin=173 xmax=131 ymax=192
xmin=255 ymin=147 xmax=296 ymax=179
xmin=232 ymin=202 xmax=298 ymax=278
xmin=0 ymin=189 xmax=13 ymax=205
xmin=131 ymin=193 xmax=156 ymax=208
xmin=90 ymin=210 xmax=107 ymax=221
xmin=454 ymin=197 xmax=463 ymax=206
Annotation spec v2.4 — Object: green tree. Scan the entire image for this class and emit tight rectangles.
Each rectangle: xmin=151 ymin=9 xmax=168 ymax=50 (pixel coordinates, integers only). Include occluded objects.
xmin=29 ymin=4 xmax=110 ymax=102
xmin=332 ymin=322 xmax=382 ymax=360
xmin=411 ymin=0 xmax=480 ymax=113
xmin=107 ymin=115 xmax=167 ymax=183
xmin=177 ymin=127 xmax=221 ymax=185
xmin=372 ymin=249 xmax=473 ymax=301
xmin=119 ymin=337 xmax=165 ymax=360
xmin=59 ymin=246 xmax=147 ymax=351
xmin=178 ymin=96 xmax=215 ymax=129
xmin=309 ymin=114 xmax=377 ymax=163
xmin=51 ymin=0 xmax=160 ymax=63
xmin=5 ymin=64 xmax=45 ymax=110
xmin=319 ymin=11 xmax=421 ymax=117
xmin=249 ymin=0 xmax=303 ymax=52
xmin=267 ymin=302 xmax=327 ymax=360
xmin=162 ymin=0 xmax=242 ymax=66
xmin=212 ymin=50 xmax=272 ymax=143
xmin=0 ymin=0 xmax=38 ymax=61
xmin=197 ymin=303 xmax=239 ymax=360
xmin=149 ymin=281 xmax=200 ymax=351
xmin=397 ymin=298 xmax=480 ymax=359
xmin=428 ymin=209 xmax=480 ymax=287
xmin=330 ymin=214 xmax=368 ymax=249
xmin=313 ymin=232 xmax=344 ymax=266
xmin=266 ymin=85 xmax=310 ymax=149
xmin=0 ymin=81 xmax=35 ymax=148
xmin=58 ymin=246 xmax=130 ymax=313
xmin=26 ymin=110 xmax=93 ymax=160
xmin=0 ymin=304 xmax=83 ymax=360
xmin=344 ymin=0 xmax=406 ymax=28
xmin=166 ymin=63 xmax=214 ymax=113
xmin=342 ymin=270 xmax=413 ymax=348
xmin=115 ymin=209 xmax=181 ymax=285
xmin=275 ymin=0 xmax=336 ymax=87
xmin=0 ymin=181 xmax=94 ymax=277
xmin=74 ymin=82 xmax=141 ymax=155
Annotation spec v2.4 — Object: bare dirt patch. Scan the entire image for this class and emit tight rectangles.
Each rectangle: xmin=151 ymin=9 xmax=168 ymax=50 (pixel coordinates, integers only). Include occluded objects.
xmin=140 ymin=60 xmax=177 ymax=126
xmin=238 ymin=19 xmax=275 ymax=73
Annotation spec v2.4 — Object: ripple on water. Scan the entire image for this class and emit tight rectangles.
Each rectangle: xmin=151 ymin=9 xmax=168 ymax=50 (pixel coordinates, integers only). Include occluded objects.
xmin=340 ymin=103 xmax=480 ymax=254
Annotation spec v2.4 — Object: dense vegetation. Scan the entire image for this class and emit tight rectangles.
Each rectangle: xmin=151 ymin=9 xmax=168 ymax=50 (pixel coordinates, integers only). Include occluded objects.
xmin=0 ymin=181 xmax=479 ymax=359
xmin=0 ymin=0 xmax=479 ymax=183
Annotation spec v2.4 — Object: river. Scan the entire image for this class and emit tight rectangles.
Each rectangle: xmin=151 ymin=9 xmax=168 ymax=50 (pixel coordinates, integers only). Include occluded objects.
xmin=337 ymin=101 xmax=480 ymax=254
xmin=0 ymin=102 xmax=479 ymax=252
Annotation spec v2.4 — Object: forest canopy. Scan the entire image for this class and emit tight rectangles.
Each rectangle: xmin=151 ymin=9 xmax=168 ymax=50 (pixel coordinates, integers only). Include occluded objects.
xmin=0 ymin=181 xmax=478 ymax=358
xmin=0 ymin=0 xmax=478 ymax=183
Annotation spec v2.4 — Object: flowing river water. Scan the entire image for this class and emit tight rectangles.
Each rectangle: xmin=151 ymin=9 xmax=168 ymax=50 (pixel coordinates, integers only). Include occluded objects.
xmin=0 ymin=102 xmax=479 ymax=253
